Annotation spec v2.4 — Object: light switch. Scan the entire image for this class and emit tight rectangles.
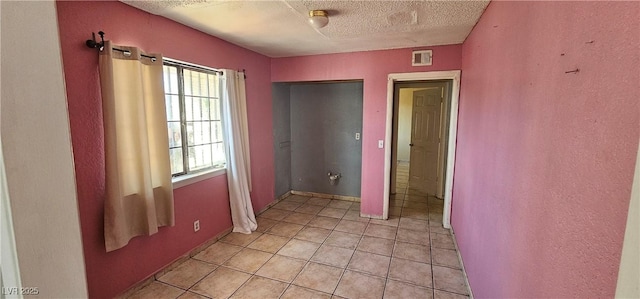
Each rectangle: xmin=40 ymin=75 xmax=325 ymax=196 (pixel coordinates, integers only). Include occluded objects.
xmin=378 ymin=140 xmax=384 ymax=148
xmin=355 ymin=133 xmax=360 ymax=140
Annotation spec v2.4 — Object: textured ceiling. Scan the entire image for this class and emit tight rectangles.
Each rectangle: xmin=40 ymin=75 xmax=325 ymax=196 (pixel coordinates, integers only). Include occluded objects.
xmin=121 ymin=0 xmax=490 ymax=58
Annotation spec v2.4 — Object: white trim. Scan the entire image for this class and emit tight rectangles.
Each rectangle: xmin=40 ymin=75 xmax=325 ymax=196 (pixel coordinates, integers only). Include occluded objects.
xmin=384 ymin=70 xmax=461 ymax=228
xmin=172 ymin=168 xmax=226 ymax=189
xmin=383 ymin=77 xmax=395 ymax=220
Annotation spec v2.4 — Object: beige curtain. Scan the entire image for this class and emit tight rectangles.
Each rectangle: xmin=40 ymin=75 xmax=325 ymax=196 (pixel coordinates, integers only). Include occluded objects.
xmin=99 ymin=41 xmax=174 ymax=252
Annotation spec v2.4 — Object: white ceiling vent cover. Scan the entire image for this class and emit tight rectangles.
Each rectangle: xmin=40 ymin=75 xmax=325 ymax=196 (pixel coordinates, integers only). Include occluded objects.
xmin=412 ymin=50 xmax=433 ymax=66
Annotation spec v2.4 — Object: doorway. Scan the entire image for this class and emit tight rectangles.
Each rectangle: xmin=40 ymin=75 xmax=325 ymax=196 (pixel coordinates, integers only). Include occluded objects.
xmin=383 ymin=71 xmax=461 ymax=228
xmin=391 ymin=82 xmax=451 ymax=198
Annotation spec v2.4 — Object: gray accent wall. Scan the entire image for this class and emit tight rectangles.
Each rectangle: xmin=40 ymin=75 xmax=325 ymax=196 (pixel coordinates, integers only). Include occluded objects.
xmin=289 ymin=82 xmax=363 ymax=197
xmin=272 ymin=83 xmax=291 ymax=198
xmin=272 ymin=81 xmax=363 ymax=198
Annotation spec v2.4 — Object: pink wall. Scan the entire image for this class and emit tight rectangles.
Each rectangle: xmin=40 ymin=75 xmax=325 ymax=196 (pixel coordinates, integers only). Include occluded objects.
xmin=272 ymin=46 xmax=462 ymax=216
xmin=55 ymin=1 xmax=274 ymax=297
xmin=454 ymin=1 xmax=639 ymax=297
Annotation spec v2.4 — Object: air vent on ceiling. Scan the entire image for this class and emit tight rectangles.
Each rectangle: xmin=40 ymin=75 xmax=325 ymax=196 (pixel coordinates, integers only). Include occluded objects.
xmin=412 ymin=50 xmax=432 ymax=66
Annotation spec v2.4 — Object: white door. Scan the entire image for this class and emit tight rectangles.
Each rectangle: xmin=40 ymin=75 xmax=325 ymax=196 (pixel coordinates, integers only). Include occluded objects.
xmin=409 ymin=88 xmax=442 ymax=194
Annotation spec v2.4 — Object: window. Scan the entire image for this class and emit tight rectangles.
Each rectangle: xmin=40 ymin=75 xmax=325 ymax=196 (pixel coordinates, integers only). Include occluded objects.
xmin=163 ymin=61 xmax=225 ymax=177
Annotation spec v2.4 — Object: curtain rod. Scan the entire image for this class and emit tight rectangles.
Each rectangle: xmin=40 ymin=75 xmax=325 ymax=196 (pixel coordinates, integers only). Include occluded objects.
xmin=86 ymin=31 xmax=245 ymax=78
xmin=111 ymin=47 xmax=157 ymax=61
xmin=86 ymin=31 xmax=157 ymax=61
xmin=164 ymin=57 xmax=223 ymax=75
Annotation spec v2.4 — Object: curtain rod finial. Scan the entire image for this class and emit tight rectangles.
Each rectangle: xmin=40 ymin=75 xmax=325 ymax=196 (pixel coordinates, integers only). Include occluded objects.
xmin=86 ymin=31 xmax=105 ymax=51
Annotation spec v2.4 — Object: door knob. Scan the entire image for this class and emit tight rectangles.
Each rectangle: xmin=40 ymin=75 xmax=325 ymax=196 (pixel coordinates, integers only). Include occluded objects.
xmin=409 ymin=143 xmax=414 ymax=146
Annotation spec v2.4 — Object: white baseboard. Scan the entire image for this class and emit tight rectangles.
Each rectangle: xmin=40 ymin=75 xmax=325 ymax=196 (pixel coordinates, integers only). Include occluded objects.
xmin=290 ymin=190 xmax=360 ymax=202
xmin=361 ymin=213 xmax=385 ymax=220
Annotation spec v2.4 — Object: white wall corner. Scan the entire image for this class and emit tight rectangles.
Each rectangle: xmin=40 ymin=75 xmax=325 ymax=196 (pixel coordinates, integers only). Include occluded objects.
xmin=1 ymin=1 xmax=88 ymax=297
xmin=615 ymin=139 xmax=640 ymax=298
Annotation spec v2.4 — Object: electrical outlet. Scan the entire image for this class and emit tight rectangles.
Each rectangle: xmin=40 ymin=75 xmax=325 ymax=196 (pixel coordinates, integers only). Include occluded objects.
xmin=193 ymin=220 xmax=200 ymax=232
xmin=355 ymin=133 xmax=360 ymax=140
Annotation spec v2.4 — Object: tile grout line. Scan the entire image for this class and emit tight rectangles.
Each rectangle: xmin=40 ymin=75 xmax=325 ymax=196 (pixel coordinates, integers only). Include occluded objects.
xmin=259 ymin=200 xmax=310 ymax=299
xmin=223 ymin=207 xmax=319 ymax=299
xmin=427 ymin=194 xmax=437 ymax=299
xmin=381 ymin=199 xmax=401 ymax=299
xmin=182 ymin=262 xmax=218 ymax=298
xmin=326 ymin=208 xmax=369 ymax=297
xmin=202 ymin=211 xmax=299 ymax=298
xmin=400 ymin=173 xmax=438 ymax=296
xmin=273 ymin=198 xmax=321 ymax=298
xmin=219 ymin=236 xmax=270 ymax=298
xmin=274 ymin=198 xmax=349 ymax=298
xmin=281 ymin=210 xmax=326 ymax=298
xmin=130 ymin=185 xmax=469 ymax=299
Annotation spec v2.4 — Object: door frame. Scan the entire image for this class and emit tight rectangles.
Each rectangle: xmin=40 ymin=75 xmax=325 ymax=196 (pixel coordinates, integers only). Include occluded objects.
xmin=383 ymin=70 xmax=461 ymax=228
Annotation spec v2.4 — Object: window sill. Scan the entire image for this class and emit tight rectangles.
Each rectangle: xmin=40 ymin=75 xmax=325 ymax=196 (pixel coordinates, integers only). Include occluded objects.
xmin=172 ymin=168 xmax=226 ymax=189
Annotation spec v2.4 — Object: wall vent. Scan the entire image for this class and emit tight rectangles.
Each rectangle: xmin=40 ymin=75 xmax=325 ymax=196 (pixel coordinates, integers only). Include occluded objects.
xmin=412 ymin=50 xmax=432 ymax=66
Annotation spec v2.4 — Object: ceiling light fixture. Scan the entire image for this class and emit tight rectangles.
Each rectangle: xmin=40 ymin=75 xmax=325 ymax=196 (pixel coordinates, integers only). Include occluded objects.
xmin=308 ymin=10 xmax=329 ymax=29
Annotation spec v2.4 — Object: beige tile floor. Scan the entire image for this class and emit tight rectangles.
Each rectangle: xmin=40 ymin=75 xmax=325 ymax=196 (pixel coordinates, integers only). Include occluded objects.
xmin=128 ymin=162 xmax=470 ymax=299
